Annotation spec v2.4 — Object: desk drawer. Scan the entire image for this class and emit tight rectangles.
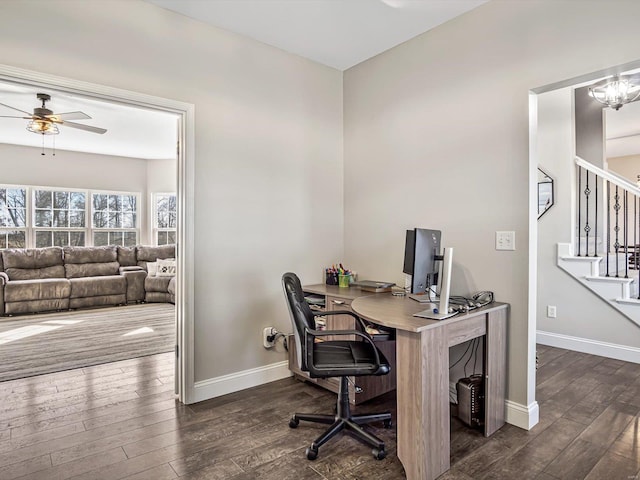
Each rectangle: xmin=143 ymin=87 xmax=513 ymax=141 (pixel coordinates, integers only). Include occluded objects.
xmin=326 ymin=296 xmax=355 ymax=340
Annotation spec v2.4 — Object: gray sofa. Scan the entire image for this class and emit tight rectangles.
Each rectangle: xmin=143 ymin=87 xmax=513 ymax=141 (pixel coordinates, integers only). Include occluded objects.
xmin=0 ymin=244 xmax=176 ymax=316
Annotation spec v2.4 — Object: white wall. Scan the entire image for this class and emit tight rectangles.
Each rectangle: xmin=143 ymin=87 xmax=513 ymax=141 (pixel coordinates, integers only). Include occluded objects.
xmin=146 ymin=158 xmax=177 ymax=244
xmin=0 ymin=142 xmax=158 ymax=243
xmin=0 ymin=0 xmax=344 ymax=383
xmin=536 ymin=89 xmax=640 ymax=349
xmin=0 ymin=143 xmax=148 ymax=192
xmin=343 ymin=0 xmax=640 ymax=408
xmin=608 ymin=154 xmax=640 ymax=183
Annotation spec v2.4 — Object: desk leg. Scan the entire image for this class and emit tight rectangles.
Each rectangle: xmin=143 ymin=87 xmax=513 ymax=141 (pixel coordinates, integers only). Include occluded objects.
xmin=484 ymin=309 xmax=507 ymax=436
xmin=396 ymin=328 xmax=449 ymax=480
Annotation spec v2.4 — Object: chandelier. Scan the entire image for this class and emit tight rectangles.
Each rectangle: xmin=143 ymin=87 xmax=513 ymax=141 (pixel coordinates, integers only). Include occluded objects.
xmin=588 ymin=75 xmax=640 ymax=111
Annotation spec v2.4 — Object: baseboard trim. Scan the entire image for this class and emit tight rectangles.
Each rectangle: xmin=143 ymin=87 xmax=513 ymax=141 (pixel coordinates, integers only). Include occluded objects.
xmin=537 ymin=330 xmax=640 ymax=364
xmin=505 ymin=400 xmax=539 ymax=430
xmin=192 ymin=360 xmax=292 ymax=404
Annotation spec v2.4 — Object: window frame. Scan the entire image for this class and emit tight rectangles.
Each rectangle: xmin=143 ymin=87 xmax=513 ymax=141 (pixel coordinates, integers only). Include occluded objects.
xmin=152 ymin=192 xmax=177 ymax=246
xmin=0 ymin=184 xmax=142 ymax=249
xmin=90 ymin=190 xmax=141 ymax=247
xmin=0 ymin=185 xmax=28 ymax=249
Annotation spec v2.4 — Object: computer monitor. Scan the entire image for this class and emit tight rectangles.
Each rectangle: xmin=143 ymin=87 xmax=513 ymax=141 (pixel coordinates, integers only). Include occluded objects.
xmin=403 ymin=228 xmax=441 ymax=295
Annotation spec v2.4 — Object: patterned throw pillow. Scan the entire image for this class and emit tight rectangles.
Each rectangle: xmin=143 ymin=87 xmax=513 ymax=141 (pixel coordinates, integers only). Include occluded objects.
xmin=156 ymin=259 xmax=176 ymax=277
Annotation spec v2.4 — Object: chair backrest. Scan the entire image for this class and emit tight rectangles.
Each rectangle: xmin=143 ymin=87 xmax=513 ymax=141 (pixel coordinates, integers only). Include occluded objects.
xmin=282 ymin=272 xmax=315 ymax=372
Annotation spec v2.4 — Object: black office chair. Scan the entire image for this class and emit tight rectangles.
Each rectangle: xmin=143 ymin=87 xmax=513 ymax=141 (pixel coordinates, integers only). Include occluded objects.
xmin=282 ymin=272 xmax=392 ymax=461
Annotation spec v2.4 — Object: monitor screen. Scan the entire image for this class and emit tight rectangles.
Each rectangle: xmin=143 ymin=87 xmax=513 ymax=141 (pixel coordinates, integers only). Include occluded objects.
xmin=403 ymin=228 xmax=441 ymax=294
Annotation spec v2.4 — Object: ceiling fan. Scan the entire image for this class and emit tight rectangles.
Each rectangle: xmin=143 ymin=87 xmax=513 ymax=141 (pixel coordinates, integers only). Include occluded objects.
xmin=0 ymin=93 xmax=107 ymax=135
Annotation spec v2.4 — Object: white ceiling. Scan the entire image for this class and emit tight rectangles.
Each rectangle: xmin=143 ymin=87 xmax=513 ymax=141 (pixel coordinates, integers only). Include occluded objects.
xmin=146 ymin=0 xmax=488 ymax=71
xmin=3 ymin=1 xmax=639 ymax=161
xmin=0 ymin=82 xmax=178 ymax=160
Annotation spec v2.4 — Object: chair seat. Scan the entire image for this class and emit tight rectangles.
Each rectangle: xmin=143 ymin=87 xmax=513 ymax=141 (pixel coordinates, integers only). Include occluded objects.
xmin=311 ymin=340 xmax=390 ymax=377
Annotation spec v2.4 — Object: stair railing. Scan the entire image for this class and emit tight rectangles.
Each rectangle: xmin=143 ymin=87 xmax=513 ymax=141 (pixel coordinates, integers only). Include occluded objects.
xmin=575 ymin=156 xmax=640 ymax=295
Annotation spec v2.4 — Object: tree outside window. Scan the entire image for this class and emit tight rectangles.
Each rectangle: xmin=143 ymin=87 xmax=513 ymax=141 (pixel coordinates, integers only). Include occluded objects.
xmin=33 ymin=189 xmax=86 ymax=248
xmin=154 ymin=193 xmax=176 ymax=246
xmin=0 ymin=188 xmax=27 ymax=248
xmin=92 ymin=193 xmax=138 ymax=246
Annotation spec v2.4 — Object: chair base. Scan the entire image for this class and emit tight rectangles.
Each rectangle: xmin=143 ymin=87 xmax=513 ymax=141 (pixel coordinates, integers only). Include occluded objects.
xmin=289 ymin=376 xmax=392 ymax=460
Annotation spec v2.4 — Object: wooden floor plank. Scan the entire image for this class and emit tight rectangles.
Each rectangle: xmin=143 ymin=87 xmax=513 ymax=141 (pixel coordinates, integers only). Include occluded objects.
xmin=0 ymin=345 xmax=636 ymax=480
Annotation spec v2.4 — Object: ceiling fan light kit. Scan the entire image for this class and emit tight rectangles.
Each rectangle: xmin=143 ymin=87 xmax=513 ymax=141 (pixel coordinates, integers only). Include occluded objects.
xmin=26 ymin=119 xmax=59 ymax=135
xmin=588 ymin=75 xmax=640 ymax=111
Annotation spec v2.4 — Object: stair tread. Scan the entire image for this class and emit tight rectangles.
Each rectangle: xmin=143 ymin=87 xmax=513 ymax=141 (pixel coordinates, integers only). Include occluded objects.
xmin=584 ymin=275 xmax=635 ymax=284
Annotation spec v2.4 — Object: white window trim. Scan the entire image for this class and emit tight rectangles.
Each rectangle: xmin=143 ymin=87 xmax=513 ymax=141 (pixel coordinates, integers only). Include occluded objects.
xmin=0 ymin=184 xmax=142 ymax=248
xmin=152 ymin=192 xmax=177 ymax=246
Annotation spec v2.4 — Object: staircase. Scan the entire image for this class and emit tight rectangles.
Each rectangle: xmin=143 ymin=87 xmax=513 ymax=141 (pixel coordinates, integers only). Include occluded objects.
xmin=557 ymin=157 xmax=640 ymax=327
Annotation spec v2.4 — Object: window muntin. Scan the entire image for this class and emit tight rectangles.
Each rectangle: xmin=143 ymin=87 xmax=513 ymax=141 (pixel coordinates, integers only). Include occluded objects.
xmin=0 ymin=186 xmax=140 ymax=249
xmin=154 ymin=193 xmax=177 ymax=246
xmin=0 ymin=188 xmax=27 ymax=249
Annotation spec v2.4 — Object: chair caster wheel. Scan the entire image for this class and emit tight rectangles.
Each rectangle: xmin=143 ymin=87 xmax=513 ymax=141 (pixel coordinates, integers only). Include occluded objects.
xmin=289 ymin=417 xmax=299 ymax=428
xmin=306 ymin=445 xmax=318 ymax=460
xmin=383 ymin=418 xmax=393 ymax=429
xmin=372 ymin=448 xmax=386 ymax=460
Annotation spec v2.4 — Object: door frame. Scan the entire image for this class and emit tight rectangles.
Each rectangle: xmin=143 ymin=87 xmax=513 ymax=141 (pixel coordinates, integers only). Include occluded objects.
xmin=0 ymin=63 xmax=196 ymax=403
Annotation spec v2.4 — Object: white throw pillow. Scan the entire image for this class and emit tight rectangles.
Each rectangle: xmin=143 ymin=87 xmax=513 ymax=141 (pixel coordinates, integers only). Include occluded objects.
xmin=146 ymin=261 xmax=158 ymax=276
xmin=156 ymin=259 xmax=176 ymax=277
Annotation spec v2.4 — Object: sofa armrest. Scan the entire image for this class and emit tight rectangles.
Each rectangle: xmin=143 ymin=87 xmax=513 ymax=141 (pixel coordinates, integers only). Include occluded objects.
xmin=120 ymin=268 xmax=147 ymax=303
xmin=0 ymin=273 xmax=6 ymax=315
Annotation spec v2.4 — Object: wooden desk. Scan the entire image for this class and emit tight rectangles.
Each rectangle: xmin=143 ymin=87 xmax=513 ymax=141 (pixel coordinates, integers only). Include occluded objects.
xmin=351 ymin=295 xmax=508 ymax=480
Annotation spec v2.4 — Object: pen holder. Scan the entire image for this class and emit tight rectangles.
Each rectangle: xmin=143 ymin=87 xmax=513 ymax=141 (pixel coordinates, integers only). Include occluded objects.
xmin=326 ymin=272 xmax=338 ymax=285
xmin=338 ymin=274 xmax=351 ymax=288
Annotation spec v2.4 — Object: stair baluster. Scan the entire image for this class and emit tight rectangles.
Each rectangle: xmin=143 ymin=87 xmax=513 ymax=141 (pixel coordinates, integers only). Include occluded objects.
xmin=606 ymin=180 xmax=611 ymax=277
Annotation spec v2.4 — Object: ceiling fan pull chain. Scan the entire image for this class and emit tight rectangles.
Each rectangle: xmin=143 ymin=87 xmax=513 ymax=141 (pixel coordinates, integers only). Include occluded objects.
xmin=41 ymin=133 xmax=45 ymax=156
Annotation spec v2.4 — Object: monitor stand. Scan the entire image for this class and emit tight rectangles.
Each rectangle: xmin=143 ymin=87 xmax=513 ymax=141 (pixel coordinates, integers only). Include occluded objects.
xmin=407 ymin=293 xmax=432 ymax=303
xmin=413 ymin=247 xmax=456 ymax=321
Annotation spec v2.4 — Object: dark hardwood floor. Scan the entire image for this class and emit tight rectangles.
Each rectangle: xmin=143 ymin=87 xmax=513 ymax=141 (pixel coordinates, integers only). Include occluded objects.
xmin=0 ymin=345 xmax=638 ymax=479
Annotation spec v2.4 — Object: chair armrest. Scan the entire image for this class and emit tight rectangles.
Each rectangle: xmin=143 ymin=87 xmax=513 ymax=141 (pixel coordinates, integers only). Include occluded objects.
xmin=0 ymin=272 xmax=8 ymax=285
xmin=304 ymin=327 xmax=381 ymax=366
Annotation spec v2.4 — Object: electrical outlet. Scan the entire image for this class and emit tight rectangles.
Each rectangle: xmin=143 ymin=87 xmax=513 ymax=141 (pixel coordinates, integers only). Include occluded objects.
xmin=547 ymin=305 xmax=557 ymax=318
xmin=263 ymin=327 xmax=276 ymax=348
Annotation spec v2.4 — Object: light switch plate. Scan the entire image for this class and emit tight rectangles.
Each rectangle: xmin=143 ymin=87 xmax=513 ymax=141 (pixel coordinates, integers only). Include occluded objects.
xmin=496 ymin=231 xmax=516 ymax=251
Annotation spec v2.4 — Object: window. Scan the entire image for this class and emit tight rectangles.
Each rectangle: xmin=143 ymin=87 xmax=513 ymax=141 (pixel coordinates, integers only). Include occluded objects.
xmin=154 ymin=193 xmax=177 ymax=246
xmin=92 ymin=193 xmax=138 ymax=246
xmin=0 ymin=185 xmax=141 ymax=250
xmin=33 ymin=189 xmax=86 ymax=247
xmin=0 ymin=187 xmax=27 ymax=248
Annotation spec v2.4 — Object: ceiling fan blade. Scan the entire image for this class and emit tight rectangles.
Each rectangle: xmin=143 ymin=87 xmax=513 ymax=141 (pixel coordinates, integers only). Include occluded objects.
xmin=61 ymin=120 xmax=107 ymax=134
xmin=0 ymin=115 xmax=32 ymax=119
xmin=0 ymin=102 xmax=32 ymax=116
xmin=46 ymin=111 xmax=92 ymax=122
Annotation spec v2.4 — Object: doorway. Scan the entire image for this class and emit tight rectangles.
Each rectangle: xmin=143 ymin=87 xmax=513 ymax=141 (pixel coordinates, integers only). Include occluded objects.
xmin=0 ymin=64 xmax=195 ymax=402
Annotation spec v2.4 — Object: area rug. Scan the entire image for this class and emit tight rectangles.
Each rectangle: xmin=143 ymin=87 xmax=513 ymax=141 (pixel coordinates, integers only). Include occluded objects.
xmin=0 ymin=303 xmax=175 ymax=382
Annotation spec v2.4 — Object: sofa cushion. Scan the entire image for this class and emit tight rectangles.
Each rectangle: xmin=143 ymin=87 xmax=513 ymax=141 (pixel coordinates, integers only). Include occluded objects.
xmin=136 ymin=245 xmax=175 ymax=269
xmin=2 ymin=247 xmax=65 ymax=281
xmin=64 ymin=245 xmax=117 ymax=264
xmin=63 ymin=246 xmax=119 ymax=278
xmin=65 ymin=262 xmax=120 ymax=279
xmin=145 ymin=275 xmax=172 ymax=293
xmin=69 ymin=275 xmax=126 ymax=298
xmin=117 ymin=246 xmax=137 ymax=267
xmin=4 ymin=278 xmax=71 ymax=302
